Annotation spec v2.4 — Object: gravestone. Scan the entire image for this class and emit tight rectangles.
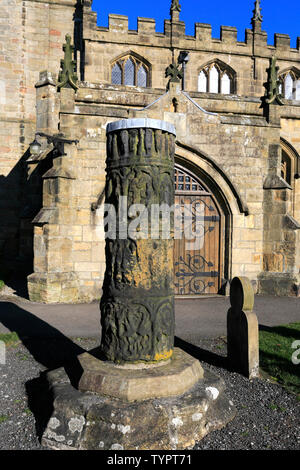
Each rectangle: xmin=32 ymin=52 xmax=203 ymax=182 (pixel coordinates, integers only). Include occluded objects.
xmin=227 ymin=276 xmax=260 ymax=379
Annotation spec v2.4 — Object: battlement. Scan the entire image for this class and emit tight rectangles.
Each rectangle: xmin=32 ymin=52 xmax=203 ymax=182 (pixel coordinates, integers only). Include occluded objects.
xmin=108 ymin=14 xmax=128 ymax=32
xmin=274 ymin=33 xmax=292 ymax=49
xmin=83 ymin=7 xmax=300 ymax=59
xmin=220 ymin=26 xmax=238 ymax=43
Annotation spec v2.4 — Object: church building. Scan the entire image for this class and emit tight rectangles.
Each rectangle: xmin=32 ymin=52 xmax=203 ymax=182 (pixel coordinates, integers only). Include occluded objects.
xmin=0 ymin=0 xmax=299 ymax=303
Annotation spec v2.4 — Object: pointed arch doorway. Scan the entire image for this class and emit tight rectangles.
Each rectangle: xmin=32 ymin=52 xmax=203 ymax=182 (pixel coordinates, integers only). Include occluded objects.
xmin=174 ymin=163 xmax=225 ymax=296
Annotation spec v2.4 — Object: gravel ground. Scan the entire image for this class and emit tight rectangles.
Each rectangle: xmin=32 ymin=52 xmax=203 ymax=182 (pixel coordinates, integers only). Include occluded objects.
xmin=0 ymin=336 xmax=299 ymax=450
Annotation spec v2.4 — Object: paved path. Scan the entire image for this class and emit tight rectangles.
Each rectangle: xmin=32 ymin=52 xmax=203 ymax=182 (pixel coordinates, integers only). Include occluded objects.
xmin=0 ymin=295 xmax=299 ymax=341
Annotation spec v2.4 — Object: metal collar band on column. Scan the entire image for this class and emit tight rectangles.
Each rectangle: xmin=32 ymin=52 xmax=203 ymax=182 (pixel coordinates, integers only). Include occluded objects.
xmin=106 ymin=118 xmax=176 ymax=136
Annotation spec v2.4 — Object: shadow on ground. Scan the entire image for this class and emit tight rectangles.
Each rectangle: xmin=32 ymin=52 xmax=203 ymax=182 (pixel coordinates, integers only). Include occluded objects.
xmin=4 ymin=278 xmax=30 ymax=300
xmin=0 ymin=302 xmax=93 ymax=439
xmin=0 ymin=301 xmax=231 ymax=440
xmin=175 ymin=336 xmax=229 ymax=370
xmin=259 ymin=324 xmax=300 ymax=339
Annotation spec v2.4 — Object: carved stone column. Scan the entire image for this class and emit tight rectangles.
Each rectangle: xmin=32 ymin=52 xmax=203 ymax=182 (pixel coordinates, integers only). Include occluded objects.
xmin=41 ymin=118 xmax=236 ymax=451
xmin=100 ymin=118 xmax=176 ymax=363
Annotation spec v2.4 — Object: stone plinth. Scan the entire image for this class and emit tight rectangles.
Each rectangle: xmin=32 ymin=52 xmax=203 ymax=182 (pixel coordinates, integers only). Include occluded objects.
xmin=27 ymin=272 xmax=79 ymax=304
xmin=41 ymin=365 xmax=236 ymax=451
xmin=258 ymin=272 xmax=300 ymax=297
xmin=78 ymin=348 xmax=203 ymax=401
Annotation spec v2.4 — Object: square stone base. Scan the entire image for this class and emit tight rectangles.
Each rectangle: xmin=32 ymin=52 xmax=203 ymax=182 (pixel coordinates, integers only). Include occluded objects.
xmin=27 ymin=272 xmax=80 ymax=303
xmin=41 ymin=355 xmax=236 ymax=450
xmin=258 ymin=272 xmax=300 ymax=297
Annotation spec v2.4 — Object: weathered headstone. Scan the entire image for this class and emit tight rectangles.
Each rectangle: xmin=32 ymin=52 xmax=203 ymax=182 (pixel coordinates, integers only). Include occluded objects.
xmin=227 ymin=276 xmax=259 ymax=379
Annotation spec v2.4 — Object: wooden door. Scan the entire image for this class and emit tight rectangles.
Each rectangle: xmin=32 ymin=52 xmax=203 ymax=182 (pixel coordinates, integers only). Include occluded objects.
xmin=174 ymin=166 xmax=221 ymax=295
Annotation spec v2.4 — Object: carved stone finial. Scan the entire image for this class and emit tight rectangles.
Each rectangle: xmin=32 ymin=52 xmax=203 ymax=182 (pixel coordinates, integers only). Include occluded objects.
xmin=264 ymin=56 xmax=284 ymax=106
xmin=252 ymin=0 xmax=263 ymax=22
xmin=165 ymin=63 xmax=183 ymax=88
xmin=251 ymin=0 xmax=263 ymax=32
xmin=170 ymin=0 xmax=181 ymax=15
xmin=57 ymin=34 xmax=78 ymax=91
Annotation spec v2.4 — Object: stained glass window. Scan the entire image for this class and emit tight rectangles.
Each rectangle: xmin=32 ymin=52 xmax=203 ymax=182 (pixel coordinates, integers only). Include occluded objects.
xmin=111 ymin=63 xmax=122 ymax=85
xmin=137 ymin=66 xmax=147 ymax=87
xmin=111 ymin=54 xmax=150 ymax=87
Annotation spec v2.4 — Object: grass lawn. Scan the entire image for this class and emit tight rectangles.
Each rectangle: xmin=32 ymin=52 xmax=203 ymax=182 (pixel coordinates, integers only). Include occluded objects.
xmin=0 ymin=280 xmax=4 ymax=291
xmin=0 ymin=332 xmax=20 ymax=347
xmin=259 ymin=323 xmax=300 ymax=398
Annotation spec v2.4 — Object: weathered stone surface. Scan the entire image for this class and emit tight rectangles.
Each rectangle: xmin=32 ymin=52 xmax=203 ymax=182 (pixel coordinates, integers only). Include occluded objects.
xmin=27 ymin=272 xmax=80 ymax=304
xmin=78 ymin=347 xmax=203 ymax=401
xmin=100 ymin=120 xmax=176 ymax=363
xmin=258 ymin=272 xmax=300 ymax=297
xmin=229 ymin=276 xmax=255 ymax=312
xmin=41 ymin=366 xmax=236 ymax=450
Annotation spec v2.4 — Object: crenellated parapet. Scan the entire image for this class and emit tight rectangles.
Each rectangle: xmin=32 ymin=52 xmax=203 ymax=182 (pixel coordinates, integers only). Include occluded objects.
xmin=82 ymin=7 xmax=300 ymax=61
xmin=81 ymin=3 xmax=299 ymax=95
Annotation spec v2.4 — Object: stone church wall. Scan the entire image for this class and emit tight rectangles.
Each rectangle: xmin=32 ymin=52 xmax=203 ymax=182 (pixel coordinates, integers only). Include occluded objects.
xmin=0 ymin=0 xmax=299 ymax=301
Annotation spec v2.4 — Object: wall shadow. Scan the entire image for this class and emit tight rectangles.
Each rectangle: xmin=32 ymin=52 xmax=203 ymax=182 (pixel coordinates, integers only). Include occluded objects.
xmin=0 ymin=1 xmax=84 ymax=296
xmin=0 ymin=146 xmax=54 ymax=300
xmin=0 ymin=149 xmax=30 ymax=283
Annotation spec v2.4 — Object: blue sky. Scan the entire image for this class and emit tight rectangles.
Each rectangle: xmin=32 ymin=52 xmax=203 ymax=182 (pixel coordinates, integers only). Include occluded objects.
xmin=91 ymin=0 xmax=300 ymax=48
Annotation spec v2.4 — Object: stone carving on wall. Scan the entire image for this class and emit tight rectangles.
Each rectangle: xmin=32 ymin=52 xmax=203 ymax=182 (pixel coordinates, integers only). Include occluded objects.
xmin=57 ymin=34 xmax=78 ymax=91
xmin=264 ymin=57 xmax=284 ymax=106
xmin=166 ymin=63 xmax=183 ymax=86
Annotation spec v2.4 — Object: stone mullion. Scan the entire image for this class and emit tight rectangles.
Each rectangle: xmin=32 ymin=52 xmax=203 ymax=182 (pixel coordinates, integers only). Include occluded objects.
xmin=218 ymin=67 xmax=221 ymax=94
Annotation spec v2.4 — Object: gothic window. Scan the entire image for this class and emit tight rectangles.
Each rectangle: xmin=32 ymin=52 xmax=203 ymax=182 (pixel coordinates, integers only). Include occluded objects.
xmin=280 ymin=140 xmax=300 ymax=219
xmin=137 ymin=65 xmax=147 ymax=88
xmin=279 ymin=69 xmax=300 ymax=101
xmin=198 ymin=61 xmax=235 ymax=94
xmin=111 ymin=53 xmax=150 ymax=87
xmin=281 ymin=150 xmax=292 ymax=185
